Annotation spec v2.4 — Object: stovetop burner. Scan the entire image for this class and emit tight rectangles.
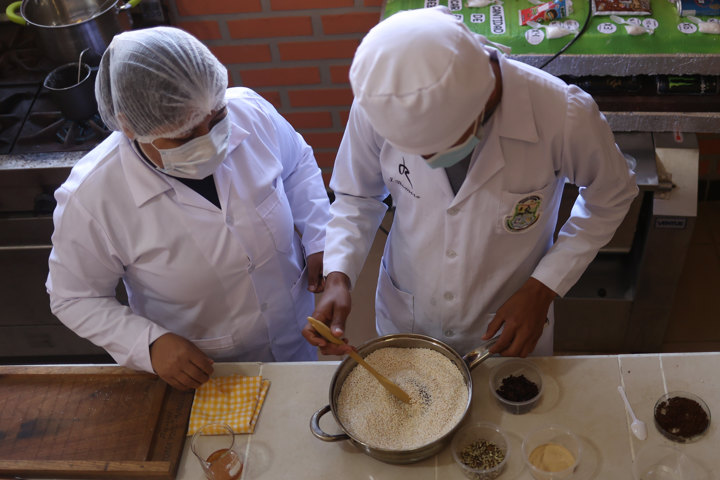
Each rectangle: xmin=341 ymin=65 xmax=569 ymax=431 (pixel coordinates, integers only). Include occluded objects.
xmin=0 ymin=24 xmax=110 ymax=156
xmin=15 ymin=111 xmax=111 ymax=154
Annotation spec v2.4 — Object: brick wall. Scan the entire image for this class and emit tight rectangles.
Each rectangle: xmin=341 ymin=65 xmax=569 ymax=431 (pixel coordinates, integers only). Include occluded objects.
xmin=167 ymin=1 xmax=718 ymax=198
xmin=167 ymin=0 xmax=383 ymax=187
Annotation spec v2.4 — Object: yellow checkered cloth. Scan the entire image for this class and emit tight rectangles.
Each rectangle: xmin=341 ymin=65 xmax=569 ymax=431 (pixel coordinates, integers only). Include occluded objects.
xmin=188 ymin=375 xmax=271 ymax=435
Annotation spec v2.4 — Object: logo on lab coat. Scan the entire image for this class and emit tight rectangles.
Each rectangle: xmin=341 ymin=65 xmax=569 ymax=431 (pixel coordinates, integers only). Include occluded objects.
xmin=388 ymin=157 xmax=420 ymax=199
xmin=504 ymin=195 xmax=541 ymax=232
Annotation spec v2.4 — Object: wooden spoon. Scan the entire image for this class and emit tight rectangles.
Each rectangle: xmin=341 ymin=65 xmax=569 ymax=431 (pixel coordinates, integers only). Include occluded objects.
xmin=307 ymin=317 xmax=411 ymax=404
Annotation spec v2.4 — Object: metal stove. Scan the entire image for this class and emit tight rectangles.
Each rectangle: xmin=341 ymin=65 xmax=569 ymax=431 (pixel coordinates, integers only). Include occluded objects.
xmin=0 ymin=25 xmax=110 ymax=156
xmin=0 ymin=25 xmax=113 ymax=364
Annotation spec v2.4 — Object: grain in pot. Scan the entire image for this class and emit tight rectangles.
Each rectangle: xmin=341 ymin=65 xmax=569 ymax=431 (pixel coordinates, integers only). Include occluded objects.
xmin=337 ymin=347 xmax=468 ymax=450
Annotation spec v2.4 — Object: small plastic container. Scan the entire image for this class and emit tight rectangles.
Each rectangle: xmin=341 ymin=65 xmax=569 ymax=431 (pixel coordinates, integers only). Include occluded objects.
xmin=632 ymin=443 xmax=708 ymax=480
xmin=653 ymin=391 xmax=711 ymax=443
xmin=451 ymin=422 xmax=510 ymax=480
xmin=489 ymin=359 xmax=543 ymax=414
xmin=521 ymin=424 xmax=582 ymax=480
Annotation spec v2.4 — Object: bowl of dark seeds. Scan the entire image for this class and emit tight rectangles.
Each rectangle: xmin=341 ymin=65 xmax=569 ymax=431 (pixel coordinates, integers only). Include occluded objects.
xmin=451 ymin=422 xmax=510 ymax=480
xmin=654 ymin=391 xmax=711 ymax=443
xmin=489 ymin=359 xmax=543 ymax=415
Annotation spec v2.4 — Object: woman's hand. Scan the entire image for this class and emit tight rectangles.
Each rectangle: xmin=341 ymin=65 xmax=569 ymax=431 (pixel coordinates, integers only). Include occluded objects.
xmin=150 ymin=332 xmax=214 ymax=390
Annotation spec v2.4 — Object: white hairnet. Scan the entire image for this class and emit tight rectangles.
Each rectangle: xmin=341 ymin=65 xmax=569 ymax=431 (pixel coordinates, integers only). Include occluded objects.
xmin=95 ymin=26 xmax=228 ymax=142
xmin=349 ymin=6 xmax=495 ymax=155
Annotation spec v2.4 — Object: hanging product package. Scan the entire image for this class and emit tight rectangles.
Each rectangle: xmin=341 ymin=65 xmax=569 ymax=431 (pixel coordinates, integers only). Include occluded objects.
xmin=592 ymin=0 xmax=652 ymax=15
xmin=676 ymin=0 xmax=720 ymax=16
xmin=519 ymin=0 xmax=573 ymax=25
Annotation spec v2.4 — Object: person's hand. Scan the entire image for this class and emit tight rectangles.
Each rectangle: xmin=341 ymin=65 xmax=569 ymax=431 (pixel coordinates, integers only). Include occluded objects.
xmin=483 ymin=277 xmax=557 ymax=357
xmin=306 ymin=252 xmax=325 ymax=293
xmin=149 ymin=332 xmax=214 ymax=391
xmin=301 ymin=271 xmax=354 ymax=356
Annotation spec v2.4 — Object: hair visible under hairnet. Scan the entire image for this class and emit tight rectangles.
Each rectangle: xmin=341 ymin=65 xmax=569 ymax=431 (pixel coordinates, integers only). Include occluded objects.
xmin=96 ymin=26 xmax=228 ymax=142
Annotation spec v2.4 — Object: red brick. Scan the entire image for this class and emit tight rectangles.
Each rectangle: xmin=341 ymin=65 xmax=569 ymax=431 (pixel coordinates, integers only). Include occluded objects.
xmin=210 ymin=45 xmax=272 ymax=64
xmin=258 ymin=91 xmax=282 ymax=109
xmin=321 ymin=12 xmax=381 ymax=35
xmin=321 ymin=171 xmax=333 ymax=189
xmin=288 ymin=88 xmax=354 ymax=108
xmin=302 ymin=131 xmax=345 ymax=149
xmin=177 ymin=21 xmax=222 ymax=40
xmin=278 ymin=39 xmax=359 ymax=61
xmin=339 ymin=109 xmax=350 ymax=126
xmin=329 ymin=64 xmax=351 ymax=84
xmin=313 ymin=151 xmax=337 ymax=168
xmin=241 ymin=67 xmax=321 ymax=87
xmin=282 ymin=111 xmax=334 ymax=129
xmin=176 ymin=0 xmax=261 ymax=15
xmin=228 ymin=16 xmax=313 ymax=39
xmin=271 ymin=0 xmax=353 ymax=10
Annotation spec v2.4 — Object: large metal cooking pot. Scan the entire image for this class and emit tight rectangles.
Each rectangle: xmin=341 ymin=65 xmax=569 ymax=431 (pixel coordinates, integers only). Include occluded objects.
xmin=6 ymin=0 xmax=141 ymax=65
xmin=310 ymin=333 xmax=497 ymax=464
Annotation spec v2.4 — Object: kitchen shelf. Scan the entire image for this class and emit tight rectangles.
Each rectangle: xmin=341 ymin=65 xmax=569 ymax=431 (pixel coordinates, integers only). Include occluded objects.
xmin=382 ymin=0 xmax=720 ymax=133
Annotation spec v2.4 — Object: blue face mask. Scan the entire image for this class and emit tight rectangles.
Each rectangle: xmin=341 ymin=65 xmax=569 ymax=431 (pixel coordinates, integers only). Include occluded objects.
xmin=425 ymin=117 xmax=482 ymax=169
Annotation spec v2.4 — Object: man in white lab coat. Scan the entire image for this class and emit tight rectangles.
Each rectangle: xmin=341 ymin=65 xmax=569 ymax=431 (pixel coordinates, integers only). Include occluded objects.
xmin=46 ymin=27 xmax=331 ymax=390
xmin=303 ymin=7 xmax=638 ymax=358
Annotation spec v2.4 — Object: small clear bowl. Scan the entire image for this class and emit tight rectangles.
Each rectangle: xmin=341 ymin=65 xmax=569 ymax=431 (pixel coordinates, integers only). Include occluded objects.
xmin=653 ymin=391 xmax=711 ymax=443
xmin=633 ymin=443 xmax=708 ymax=480
xmin=451 ymin=422 xmax=510 ymax=480
xmin=521 ymin=424 xmax=582 ymax=480
xmin=489 ymin=359 xmax=543 ymax=414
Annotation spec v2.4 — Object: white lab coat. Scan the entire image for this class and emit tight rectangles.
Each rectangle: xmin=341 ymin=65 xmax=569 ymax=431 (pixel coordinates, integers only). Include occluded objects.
xmin=324 ymin=54 xmax=638 ymax=356
xmin=47 ymin=88 xmax=331 ymax=373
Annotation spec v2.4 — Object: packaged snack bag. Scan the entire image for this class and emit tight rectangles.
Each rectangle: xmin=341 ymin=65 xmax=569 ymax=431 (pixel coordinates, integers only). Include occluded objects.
xmin=519 ymin=0 xmax=573 ymax=25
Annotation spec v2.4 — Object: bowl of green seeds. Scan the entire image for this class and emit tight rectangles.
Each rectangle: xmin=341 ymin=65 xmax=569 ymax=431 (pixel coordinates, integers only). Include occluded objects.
xmin=451 ymin=422 xmax=510 ymax=480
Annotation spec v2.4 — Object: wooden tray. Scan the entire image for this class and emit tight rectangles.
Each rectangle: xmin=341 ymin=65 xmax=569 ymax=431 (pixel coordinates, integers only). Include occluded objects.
xmin=0 ymin=365 xmax=194 ymax=479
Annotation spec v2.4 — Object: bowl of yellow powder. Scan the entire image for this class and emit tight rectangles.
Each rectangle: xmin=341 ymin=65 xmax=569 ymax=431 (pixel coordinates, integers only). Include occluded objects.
xmin=521 ymin=424 xmax=581 ymax=480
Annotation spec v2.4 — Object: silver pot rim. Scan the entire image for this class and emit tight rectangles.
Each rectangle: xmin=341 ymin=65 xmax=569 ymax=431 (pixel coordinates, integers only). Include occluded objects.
xmin=311 ymin=333 xmax=497 ymax=464
xmin=20 ymin=0 xmax=120 ymax=29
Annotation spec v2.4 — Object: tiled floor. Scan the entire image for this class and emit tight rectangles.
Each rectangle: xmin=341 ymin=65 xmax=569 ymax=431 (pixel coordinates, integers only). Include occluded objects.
xmin=320 ymin=201 xmax=720 ymax=360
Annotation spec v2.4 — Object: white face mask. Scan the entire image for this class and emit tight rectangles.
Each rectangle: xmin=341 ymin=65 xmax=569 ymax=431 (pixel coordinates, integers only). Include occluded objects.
xmin=425 ymin=116 xmax=483 ymax=169
xmin=154 ymin=115 xmax=231 ymax=180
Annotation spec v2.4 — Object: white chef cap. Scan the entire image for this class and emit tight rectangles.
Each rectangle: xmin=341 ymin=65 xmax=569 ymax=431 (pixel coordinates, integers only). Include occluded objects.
xmin=349 ymin=6 xmax=495 ymax=155
xmin=95 ymin=26 xmax=228 ymax=143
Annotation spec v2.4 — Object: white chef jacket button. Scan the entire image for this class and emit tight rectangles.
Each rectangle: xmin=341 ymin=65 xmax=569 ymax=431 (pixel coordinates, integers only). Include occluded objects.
xmin=445 ymin=329 xmax=455 ymax=337
xmin=443 ymin=292 xmax=454 ymax=301
xmin=448 ymin=207 xmax=459 ymax=216
xmin=260 ymin=303 xmax=268 ymax=311
xmin=446 ymin=249 xmax=457 ymax=258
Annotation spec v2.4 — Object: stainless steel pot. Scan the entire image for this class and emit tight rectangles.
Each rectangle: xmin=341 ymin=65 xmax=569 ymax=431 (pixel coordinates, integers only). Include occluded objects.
xmin=310 ymin=334 xmax=497 ymax=464
xmin=6 ymin=0 xmax=141 ymax=65
xmin=43 ymin=61 xmax=98 ymax=121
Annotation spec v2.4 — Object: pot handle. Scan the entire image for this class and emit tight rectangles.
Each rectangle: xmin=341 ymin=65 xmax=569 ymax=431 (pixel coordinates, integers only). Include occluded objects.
xmin=118 ymin=0 xmax=142 ymax=10
xmin=6 ymin=1 xmax=26 ymax=25
xmin=310 ymin=405 xmax=349 ymax=442
xmin=463 ymin=337 xmax=498 ymax=371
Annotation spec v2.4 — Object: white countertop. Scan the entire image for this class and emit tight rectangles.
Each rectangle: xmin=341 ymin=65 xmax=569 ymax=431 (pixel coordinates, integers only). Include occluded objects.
xmin=175 ymin=352 xmax=719 ymax=480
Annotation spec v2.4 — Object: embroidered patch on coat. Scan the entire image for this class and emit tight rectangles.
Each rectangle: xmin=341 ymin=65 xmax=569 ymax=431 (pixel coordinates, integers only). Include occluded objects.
xmin=504 ymin=195 xmax=542 ymax=232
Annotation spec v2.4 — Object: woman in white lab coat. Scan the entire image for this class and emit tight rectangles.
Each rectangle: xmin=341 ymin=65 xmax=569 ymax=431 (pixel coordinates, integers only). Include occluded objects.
xmin=46 ymin=27 xmax=331 ymax=390
xmin=303 ymin=7 xmax=637 ymax=358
